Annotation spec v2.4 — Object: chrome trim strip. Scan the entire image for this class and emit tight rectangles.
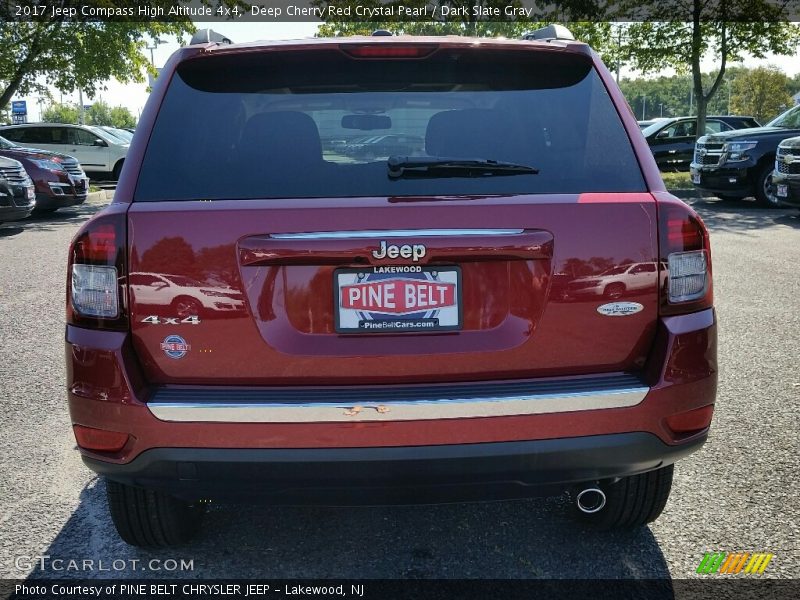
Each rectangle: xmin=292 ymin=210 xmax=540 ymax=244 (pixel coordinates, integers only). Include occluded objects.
xmin=148 ymin=387 xmax=649 ymax=423
xmin=269 ymin=229 xmax=524 ymax=240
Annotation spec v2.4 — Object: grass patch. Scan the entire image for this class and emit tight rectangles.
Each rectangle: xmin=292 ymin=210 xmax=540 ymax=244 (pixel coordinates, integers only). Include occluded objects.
xmin=660 ymin=171 xmax=693 ymax=190
xmin=89 ymin=185 xmax=102 ymax=193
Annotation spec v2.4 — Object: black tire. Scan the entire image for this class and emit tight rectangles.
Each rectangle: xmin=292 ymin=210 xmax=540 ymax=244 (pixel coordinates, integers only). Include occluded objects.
xmin=172 ymin=296 xmax=203 ymax=319
xmin=112 ymin=160 xmax=124 ymax=181
xmin=106 ymin=479 xmax=205 ymax=547
xmin=754 ymin=163 xmax=780 ymax=208
xmin=603 ymin=282 xmax=625 ymax=300
xmin=575 ymin=465 xmax=674 ymax=530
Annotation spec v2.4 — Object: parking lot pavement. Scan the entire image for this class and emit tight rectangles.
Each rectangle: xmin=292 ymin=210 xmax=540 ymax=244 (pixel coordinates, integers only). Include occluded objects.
xmin=0 ymin=196 xmax=798 ymax=580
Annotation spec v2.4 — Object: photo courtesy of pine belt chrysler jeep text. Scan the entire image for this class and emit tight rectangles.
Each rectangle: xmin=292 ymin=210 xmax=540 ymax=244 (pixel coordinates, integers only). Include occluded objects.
xmin=65 ymin=26 xmax=717 ymax=546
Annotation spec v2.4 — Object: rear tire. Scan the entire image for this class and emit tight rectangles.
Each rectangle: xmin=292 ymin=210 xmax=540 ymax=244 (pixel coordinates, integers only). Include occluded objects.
xmin=755 ymin=163 xmax=780 ymax=208
xmin=603 ymin=282 xmax=625 ymax=300
xmin=112 ymin=160 xmax=124 ymax=181
xmin=106 ymin=479 xmax=205 ymax=547
xmin=172 ymin=296 xmax=203 ymax=319
xmin=574 ymin=464 xmax=674 ymax=530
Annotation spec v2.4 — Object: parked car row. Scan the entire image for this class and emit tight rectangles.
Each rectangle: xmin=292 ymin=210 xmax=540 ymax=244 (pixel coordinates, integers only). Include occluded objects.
xmin=0 ymin=156 xmax=36 ymax=224
xmin=0 ymin=122 xmax=129 ymax=180
xmin=326 ymin=134 xmax=425 ymax=160
xmin=642 ymin=115 xmax=760 ymax=171
xmin=690 ymin=104 xmax=800 ymax=207
xmin=0 ymin=135 xmax=89 ymax=225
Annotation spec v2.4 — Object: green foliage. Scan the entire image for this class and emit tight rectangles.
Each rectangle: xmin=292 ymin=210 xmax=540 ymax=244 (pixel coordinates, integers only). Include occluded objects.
xmin=619 ymin=66 xmax=797 ymax=122
xmin=108 ymin=106 xmax=137 ymax=129
xmin=623 ymin=2 xmax=800 ymax=137
xmin=730 ymin=66 xmax=794 ymax=124
xmin=40 ymin=100 xmax=137 ymax=128
xmin=41 ymin=103 xmax=79 ymax=124
xmin=0 ymin=2 xmax=249 ymax=109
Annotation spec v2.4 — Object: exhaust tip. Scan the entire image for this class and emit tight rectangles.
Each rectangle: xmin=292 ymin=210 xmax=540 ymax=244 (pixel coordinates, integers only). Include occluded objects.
xmin=576 ymin=487 xmax=606 ymax=514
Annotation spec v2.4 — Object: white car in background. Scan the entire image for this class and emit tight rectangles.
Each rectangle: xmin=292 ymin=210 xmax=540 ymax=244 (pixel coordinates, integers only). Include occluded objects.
xmin=0 ymin=123 xmax=128 ymax=180
xmin=128 ymin=272 xmax=246 ymax=318
xmin=567 ymin=262 xmax=660 ymax=299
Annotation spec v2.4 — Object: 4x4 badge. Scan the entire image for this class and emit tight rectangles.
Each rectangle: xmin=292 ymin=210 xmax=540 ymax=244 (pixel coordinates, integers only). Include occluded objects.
xmin=371 ymin=240 xmax=426 ymax=262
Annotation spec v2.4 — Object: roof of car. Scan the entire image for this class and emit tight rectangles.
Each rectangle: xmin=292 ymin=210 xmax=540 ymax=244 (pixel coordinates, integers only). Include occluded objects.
xmin=188 ymin=35 xmax=592 ymax=56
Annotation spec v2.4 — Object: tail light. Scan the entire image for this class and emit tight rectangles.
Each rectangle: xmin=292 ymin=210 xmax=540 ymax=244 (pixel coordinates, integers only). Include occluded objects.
xmin=67 ymin=206 xmax=128 ymax=330
xmin=658 ymin=197 xmax=713 ymax=315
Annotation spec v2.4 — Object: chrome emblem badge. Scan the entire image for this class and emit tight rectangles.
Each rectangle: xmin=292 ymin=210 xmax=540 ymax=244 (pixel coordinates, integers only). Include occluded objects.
xmin=597 ymin=302 xmax=644 ymax=317
xmin=372 ymin=240 xmax=427 ymax=262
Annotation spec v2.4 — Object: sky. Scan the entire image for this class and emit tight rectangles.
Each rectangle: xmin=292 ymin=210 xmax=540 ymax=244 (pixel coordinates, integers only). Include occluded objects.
xmin=14 ymin=21 xmax=800 ymax=122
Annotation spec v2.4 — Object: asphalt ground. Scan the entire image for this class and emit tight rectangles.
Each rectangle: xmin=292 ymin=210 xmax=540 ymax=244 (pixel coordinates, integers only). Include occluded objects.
xmin=0 ymin=194 xmax=798 ymax=582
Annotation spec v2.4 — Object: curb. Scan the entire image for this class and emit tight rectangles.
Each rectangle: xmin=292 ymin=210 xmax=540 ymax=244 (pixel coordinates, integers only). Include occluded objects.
xmin=86 ymin=190 xmax=114 ymax=203
xmin=666 ymin=188 xmax=715 ymax=199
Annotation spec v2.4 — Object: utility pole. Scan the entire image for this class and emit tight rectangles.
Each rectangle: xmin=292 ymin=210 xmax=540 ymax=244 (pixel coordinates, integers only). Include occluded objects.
xmin=78 ymin=89 xmax=84 ymax=125
xmin=615 ymin=26 xmax=622 ymax=84
xmin=689 ymin=85 xmax=693 ymax=116
xmin=727 ymin=80 xmax=732 ymax=114
xmin=642 ymin=96 xmax=647 ymax=120
xmin=660 ymin=103 xmax=664 ymax=118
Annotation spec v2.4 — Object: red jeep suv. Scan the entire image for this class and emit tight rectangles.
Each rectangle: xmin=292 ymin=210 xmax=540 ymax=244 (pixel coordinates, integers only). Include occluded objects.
xmin=66 ymin=28 xmax=717 ymax=547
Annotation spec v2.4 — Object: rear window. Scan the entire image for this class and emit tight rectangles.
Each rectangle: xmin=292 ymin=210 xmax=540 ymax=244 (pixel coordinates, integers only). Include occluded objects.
xmin=135 ymin=46 xmax=645 ymax=201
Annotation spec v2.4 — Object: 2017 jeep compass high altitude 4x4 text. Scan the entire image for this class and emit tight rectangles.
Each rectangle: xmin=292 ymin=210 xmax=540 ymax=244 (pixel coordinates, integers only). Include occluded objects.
xmin=66 ymin=29 xmax=717 ymax=546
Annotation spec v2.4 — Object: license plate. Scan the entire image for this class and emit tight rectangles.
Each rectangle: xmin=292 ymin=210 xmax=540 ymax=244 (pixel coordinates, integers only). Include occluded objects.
xmin=777 ymin=184 xmax=788 ymax=198
xmin=334 ymin=266 xmax=462 ymax=334
xmin=692 ymin=172 xmax=701 ymax=184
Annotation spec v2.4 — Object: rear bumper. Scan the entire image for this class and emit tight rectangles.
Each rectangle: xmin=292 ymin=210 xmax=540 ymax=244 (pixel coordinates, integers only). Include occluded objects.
xmin=67 ymin=308 xmax=717 ymax=501
xmin=84 ymin=432 xmax=706 ymax=503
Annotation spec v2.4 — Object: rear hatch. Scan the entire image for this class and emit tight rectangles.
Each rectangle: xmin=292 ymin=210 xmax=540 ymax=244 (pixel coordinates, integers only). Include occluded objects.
xmin=126 ymin=41 xmax=658 ymax=385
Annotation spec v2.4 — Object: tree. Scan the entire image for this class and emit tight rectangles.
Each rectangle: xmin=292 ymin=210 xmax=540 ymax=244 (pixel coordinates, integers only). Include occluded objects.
xmin=41 ymin=103 xmax=79 ymax=124
xmin=86 ymin=100 xmax=113 ymax=126
xmin=0 ymin=2 xmax=248 ymax=110
xmin=730 ymin=66 xmax=794 ymax=124
xmin=109 ymin=106 xmax=137 ymax=129
xmin=624 ymin=1 xmax=800 ymax=139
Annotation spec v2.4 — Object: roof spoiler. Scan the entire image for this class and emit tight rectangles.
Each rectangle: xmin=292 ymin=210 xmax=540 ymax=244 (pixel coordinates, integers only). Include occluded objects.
xmin=521 ymin=25 xmax=575 ymax=42
xmin=190 ymin=29 xmax=233 ymax=46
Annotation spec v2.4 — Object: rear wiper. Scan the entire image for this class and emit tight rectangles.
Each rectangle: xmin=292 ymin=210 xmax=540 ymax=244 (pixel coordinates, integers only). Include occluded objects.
xmin=388 ymin=156 xmax=539 ymax=179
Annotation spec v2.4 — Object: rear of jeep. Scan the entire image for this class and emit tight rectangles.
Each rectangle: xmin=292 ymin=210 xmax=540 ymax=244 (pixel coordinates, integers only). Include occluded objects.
xmin=66 ymin=33 xmax=717 ymax=546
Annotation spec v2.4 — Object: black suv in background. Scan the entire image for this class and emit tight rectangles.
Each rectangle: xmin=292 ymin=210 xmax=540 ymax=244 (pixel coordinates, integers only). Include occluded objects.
xmin=643 ymin=115 xmax=759 ymax=171
xmin=773 ymin=136 xmax=800 ymax=207
xmin=690 ymin=104 xmax=800 ymax=206
xmin=0 ymin=156 xmax=35 ymax=224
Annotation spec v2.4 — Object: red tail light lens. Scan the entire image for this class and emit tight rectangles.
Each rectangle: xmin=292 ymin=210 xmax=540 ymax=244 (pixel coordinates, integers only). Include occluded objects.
xmin=666 ymin=218 xmax=703 ymax=251
xmin=342 ymin=44 xmax=438 ymax=59
xmin=665 ymin=405 xmax=714 ymax=435
xmin=67 ymin=207 xmax=128 ymax=330
xmin=73 ymin=425 xmax=129 ymax=453
xmin=658 ymin=198 xmax=713 ymax=315
xmin=73 ymin=223 xmax=117 ymax=263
